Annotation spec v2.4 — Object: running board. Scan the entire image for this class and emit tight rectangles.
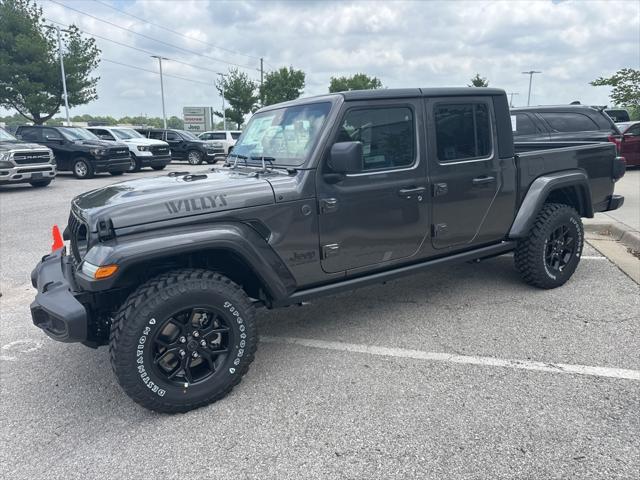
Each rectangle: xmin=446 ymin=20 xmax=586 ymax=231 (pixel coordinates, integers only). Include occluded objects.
xmin=274 ymin=241 xmax=517 ymax=307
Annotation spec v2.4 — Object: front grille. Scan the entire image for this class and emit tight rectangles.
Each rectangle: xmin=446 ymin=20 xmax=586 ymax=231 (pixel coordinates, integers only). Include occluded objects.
xmin=151 ymin=145 xmax=170 ymax=155
xmin=68 ymin=211 xmax=88 ymax=263
xmin=108 ymin=148 xmax=130 ymax=159
xmin=16 ymin=167 xmax=54 ymax=173
xmin=12 ymin=151 xmax=50 ymax=165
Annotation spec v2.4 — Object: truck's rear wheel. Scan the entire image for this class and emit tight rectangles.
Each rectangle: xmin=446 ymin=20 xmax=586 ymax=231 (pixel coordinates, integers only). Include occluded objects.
xmin=109 ymin=269 xmax=257 ymax=413
xmin=514 ymin=203 xmax=583 ymax=289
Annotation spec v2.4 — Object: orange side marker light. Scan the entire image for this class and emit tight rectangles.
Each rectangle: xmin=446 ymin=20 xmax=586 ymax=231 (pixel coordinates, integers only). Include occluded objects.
xmin=51 ymin=225 xmax=64 ymax=252
xmin=94 ymin=265 xmax=119 ymax=279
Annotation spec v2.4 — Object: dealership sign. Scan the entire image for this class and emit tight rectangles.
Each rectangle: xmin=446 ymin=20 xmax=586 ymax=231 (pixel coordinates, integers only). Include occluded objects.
xmin=183 ymin=106 xmax=213 ymax=132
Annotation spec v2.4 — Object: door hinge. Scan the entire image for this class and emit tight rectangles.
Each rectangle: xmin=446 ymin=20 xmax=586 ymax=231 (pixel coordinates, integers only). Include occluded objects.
xmin=433 ymin=183 xmax=448 ymax=197
xmin=432 ymin=223 xmax=448 ymax=237
xmin=322 ymin=243 xmax=340 ymax=259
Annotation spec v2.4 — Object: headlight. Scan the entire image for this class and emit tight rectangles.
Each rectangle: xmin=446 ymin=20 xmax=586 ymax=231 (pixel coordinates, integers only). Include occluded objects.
xmin=137 ymin=145 xmax=150 ymax=152
xmin=0 ymin=152 xmax=10 ymax=163
xmin=90 ymin=148 xmax=108 ymax=156
xmin=81 ymin=261 xmax=119 ymax=279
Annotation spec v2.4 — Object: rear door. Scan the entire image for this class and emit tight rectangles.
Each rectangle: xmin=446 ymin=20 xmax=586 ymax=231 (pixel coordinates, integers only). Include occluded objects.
xmin=316 ymin=99 xmax=429 ymax=273
xmin=621 ymin=124 xmax=640 ymax=166
xmin=426 ymin=98 xmax=504 ymax=249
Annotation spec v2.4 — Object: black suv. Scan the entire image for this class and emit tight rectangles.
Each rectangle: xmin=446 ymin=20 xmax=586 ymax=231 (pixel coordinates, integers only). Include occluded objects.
xmin=15 ymin=126 xmax=131 ymax=179
xmin=511 ymin=105 xmax=621 ymax=144
xmin=135 ymin=128 xmax=218 ymax=165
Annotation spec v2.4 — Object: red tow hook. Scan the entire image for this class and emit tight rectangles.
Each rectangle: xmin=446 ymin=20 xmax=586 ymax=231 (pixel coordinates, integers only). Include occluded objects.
xmin=51 ymin=225 xmax=64 ymax=252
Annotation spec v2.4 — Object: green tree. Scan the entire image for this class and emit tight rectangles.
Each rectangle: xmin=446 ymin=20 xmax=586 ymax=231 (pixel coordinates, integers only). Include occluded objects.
xmin=0 ymin=0 xmax=101 ymax=124
xmin=590 ymin=68 xmax=640 ymax=120
xmin=329 ymin=73 xmax=382 ymax=93
xmin=260 ymin=67 xmax=305 ymax=106
xmin=468 ymin=73 xmax=489 ymax=87
xmin=166 ymin=116 xmax=184 ymax=129
xmin=215 ymin=68 xmax=258 ymax=129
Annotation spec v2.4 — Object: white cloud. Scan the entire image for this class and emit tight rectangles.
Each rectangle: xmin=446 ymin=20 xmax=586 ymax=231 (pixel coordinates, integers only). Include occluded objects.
xmin=5 ymin=0 xmax=639 ymax=118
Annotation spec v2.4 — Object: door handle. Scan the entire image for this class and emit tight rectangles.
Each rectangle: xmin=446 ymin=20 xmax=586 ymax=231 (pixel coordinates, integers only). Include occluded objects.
xmin=472 ymin=176 xmax=495 ymax=186
xmin=398 ymin=186 xmax=426 ymax=198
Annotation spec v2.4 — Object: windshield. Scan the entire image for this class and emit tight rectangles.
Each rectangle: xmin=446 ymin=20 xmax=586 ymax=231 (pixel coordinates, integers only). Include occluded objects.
xmin=0 ymin=128 xmax=17 ymax=141
xmin=179 ymin=130 xmax=199 ymax=141
xmin=59 ymin=127 xmax=99 ymax=141
xmin=112 ymin=128 xmax=144 ymax=140
xmin=231 ymin=102 xmax=332 ymax=166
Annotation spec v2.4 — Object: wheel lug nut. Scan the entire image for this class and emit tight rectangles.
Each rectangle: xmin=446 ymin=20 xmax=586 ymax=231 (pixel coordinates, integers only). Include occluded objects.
xmin=200 ymin=340 xmax=207 ymax=347
xmin=179 ymin=336 xmax=186 ymax=343
xmin=179 ymin=350 xmax=186 ymax=357
xmin=192 ymin=331 xmax=200 ymax=338
xmin=192 ymin=351 xmax=199 ymax=358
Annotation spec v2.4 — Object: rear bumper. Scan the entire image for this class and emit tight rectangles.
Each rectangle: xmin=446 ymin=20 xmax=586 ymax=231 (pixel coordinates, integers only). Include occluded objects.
xmin=30 ymin=248 xmax=88 ymax=343
xmin=604 ymin=194 xmax=624 ymax=212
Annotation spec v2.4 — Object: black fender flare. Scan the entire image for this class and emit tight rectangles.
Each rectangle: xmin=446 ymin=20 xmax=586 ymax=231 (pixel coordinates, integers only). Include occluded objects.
xmin=78 ymin=222 xmax=296 ymax=302
xmin=508 ymin=170 xmax=593 ymax=239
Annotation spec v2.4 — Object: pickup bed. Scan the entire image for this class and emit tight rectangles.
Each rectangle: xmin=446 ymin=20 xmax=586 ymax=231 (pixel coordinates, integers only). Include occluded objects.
xmin=30 ymin=87 xmax=625 ymax=412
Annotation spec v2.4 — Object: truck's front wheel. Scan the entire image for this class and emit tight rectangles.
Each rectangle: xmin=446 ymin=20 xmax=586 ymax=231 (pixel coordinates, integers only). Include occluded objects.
xmin=109 ymin=269 xmax=257 ymax=413
xmin=514 ymin=203 xmax=583 ymax=289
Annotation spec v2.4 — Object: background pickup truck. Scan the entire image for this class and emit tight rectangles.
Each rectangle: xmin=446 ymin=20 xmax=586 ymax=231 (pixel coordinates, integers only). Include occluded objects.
xmin=30 ymin=87 xmax=625 ymax=413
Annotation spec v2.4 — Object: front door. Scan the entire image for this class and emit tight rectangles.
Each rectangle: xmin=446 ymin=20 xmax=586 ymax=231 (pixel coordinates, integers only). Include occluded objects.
xmin=317 ymin=101 xmax=429 ymax=273
xmin=426 ymin=98 xmax=503 ymax=249
xmin=164 ymin=131 xmax=184 ymax=159
xmin=41 ymin=128 xmax=71 ymax=170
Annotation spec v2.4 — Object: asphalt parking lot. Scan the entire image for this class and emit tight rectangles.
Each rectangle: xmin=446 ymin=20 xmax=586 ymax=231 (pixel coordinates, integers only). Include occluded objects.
xmin=1 ymin=166 xmax=639 ymax=479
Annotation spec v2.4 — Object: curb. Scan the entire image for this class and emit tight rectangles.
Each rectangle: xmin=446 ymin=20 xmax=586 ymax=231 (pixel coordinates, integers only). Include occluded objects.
xmin=584 ymin=222 xmax=640 ymax=252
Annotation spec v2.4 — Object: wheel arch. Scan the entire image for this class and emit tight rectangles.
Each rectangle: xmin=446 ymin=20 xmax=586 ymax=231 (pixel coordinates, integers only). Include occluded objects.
xmin=81 ymin=222 xmax=296 ymax=306
xmin=509 ymin=170 xmax=593 ymax=239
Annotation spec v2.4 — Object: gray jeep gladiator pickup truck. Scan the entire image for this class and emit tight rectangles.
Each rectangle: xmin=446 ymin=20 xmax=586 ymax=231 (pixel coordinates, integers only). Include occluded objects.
xmin=30 ymin=88 xmax=625 ymax=412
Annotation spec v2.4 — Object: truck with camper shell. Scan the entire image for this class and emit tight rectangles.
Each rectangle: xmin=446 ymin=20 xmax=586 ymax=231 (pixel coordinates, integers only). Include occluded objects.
xmin=30 ymin=87 xmax=625 ymax=412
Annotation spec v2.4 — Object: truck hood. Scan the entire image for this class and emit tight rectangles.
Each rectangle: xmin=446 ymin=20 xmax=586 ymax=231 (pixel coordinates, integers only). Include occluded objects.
xmin=72 ymin=168 xmax=276 ymax=231
xmin=0 ymin=140 xmax=49 ymax=152
xmin=122 ymin=138 xmax=168 ymax=147
xmin=71 ymin=139 xmax=127 ymax=148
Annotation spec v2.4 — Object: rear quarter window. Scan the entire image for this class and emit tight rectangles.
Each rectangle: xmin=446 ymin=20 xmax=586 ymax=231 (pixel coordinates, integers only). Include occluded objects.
xmin=18 ymin=128 xmax=41 ymax=141
xmin=539 ymin=112 xmax=599 ymax=132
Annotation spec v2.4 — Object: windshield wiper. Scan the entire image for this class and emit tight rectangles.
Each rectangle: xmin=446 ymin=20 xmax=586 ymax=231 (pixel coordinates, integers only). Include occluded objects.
xmin=225 ymin=152 xmax=248 ymax=169
xmin=250 ymin=156 xmax=276 ymax=172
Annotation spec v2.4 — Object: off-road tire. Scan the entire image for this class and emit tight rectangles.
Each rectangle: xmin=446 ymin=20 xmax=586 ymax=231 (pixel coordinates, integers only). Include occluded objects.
xmin=514 ymin=203 xmax=583 ymax=289
xmin=109 ymin=269 xmax=257 ymax=413
xmin=151 ymin=165 xmax=166 ymax=170
xmin=72 ymin=157 xmax=94 ymax=179
xmin=29 ymin=179 xmax=52 ymax=187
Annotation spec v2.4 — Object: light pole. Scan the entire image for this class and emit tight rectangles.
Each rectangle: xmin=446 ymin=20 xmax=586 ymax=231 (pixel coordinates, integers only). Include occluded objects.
xmin=46 ymin=25 xmax=71 ymax=125
xmin=522 ymin=71 xmax=542 ymax=106
xmin=151 ymin=55 xmax=168 ymax=129
xmin=217 ymin=72 xmax=226 ymax=130
xmin=508 ymin=92 xmax=519 ymax=107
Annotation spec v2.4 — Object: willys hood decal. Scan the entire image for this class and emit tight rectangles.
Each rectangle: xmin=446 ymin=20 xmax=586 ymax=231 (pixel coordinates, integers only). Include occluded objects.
xmin=73 ymin=168 xmax=275 ymax=230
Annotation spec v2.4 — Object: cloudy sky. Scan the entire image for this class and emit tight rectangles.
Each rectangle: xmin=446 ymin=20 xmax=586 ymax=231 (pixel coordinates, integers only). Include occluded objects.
xmin=14 ymin=0 xmax=640 ymax=118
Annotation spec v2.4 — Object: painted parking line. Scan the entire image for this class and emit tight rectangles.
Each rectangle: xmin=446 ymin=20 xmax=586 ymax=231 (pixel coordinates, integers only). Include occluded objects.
xmin=261 ymin=336 xmax=640 ymax=382
xmin=581 ymin=255 xmax=608 ymax=260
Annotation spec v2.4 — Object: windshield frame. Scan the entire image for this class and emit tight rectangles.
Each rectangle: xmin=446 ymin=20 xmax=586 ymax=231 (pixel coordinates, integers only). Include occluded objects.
xmin=231 ymin=100 xmax=334 ymax=167
xmin=0 ymin=128 xmax=17 ymax=141
xmin=112 ymin=128 xmax=144 ymax=140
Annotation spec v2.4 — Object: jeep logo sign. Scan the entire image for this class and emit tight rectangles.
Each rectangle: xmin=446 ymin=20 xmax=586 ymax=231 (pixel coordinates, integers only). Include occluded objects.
xmin=164 ymin=194 xmax=228 ymax=214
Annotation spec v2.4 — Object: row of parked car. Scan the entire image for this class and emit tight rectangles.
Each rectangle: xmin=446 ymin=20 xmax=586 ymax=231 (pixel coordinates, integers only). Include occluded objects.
xmin=1 ymin=104 xmax=638 ymax=189
xmin=0 ymin=125 xmax=241 ymax=187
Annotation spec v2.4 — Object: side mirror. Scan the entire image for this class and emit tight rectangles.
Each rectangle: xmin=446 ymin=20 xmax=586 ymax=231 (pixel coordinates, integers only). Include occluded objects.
xmin=327 ymin=141 xmax=363 ymax=174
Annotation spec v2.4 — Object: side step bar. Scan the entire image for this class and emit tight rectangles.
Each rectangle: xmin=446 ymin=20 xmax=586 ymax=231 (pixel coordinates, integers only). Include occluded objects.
xmin=274 ymin=241 xmax=517 ymax=307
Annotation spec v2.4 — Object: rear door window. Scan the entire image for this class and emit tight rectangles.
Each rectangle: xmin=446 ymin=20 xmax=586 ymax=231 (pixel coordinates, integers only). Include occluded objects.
xmin=435 ymin=103 xmax=492 ymax=161
xmin=149 ymin=131 xmax=165 ymax=140
xmin=19 ymin=128 xmax=41 ymax=141
xmin=539 ymin=112 xmax=599 ymax=132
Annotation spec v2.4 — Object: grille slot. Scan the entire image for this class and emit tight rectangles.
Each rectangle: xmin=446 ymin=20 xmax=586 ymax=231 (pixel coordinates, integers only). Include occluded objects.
xmin=68 ymin=212 xmax=88 ymax=263
xmin=12 ymin=151 xmax=51 ymax=165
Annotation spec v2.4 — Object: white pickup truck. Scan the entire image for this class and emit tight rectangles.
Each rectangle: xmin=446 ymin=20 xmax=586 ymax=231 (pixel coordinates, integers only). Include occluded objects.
xmin=197 ymin=130 xmax=242 ymax=156
xmin=87 ymin=126 xmax=172 ymax=172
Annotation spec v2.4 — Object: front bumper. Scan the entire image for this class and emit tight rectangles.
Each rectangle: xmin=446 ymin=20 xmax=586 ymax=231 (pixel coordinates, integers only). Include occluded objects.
xmin=94 ymin=157 xmax=131 ymax=173
xmin=0 ymin=164 xmax=56 ymax=184
xmin=139 ymin=153 xmax=171 ymax=167
xmin=604 ymin=194 xmax=624 ymax=212
xmin=30 ymin=248 xmax=88 ymax=343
